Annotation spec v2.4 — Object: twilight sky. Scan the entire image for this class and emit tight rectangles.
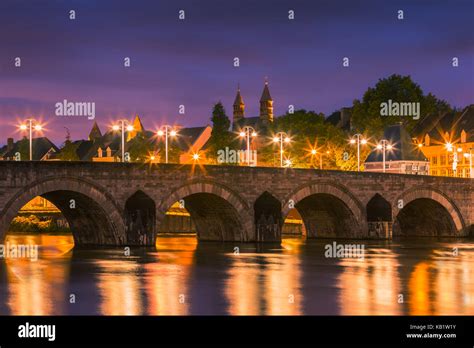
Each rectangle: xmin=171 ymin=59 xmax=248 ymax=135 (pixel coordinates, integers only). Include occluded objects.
xmin=0 ymin=0 xmax=473 ymax=145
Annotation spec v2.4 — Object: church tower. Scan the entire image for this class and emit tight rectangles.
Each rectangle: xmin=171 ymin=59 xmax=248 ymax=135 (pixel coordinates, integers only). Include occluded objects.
xmin=233 ymin=85 xmax=245 ymax=124
xmin=259 ymin=79 xmax=273 ymax=124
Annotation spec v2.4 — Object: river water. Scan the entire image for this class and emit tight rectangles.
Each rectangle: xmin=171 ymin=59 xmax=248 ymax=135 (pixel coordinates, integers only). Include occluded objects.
xmin=0 ymin=234 xmax=473 ymax=315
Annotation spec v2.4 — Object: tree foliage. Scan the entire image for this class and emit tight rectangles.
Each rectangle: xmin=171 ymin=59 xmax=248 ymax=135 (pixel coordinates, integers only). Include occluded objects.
xmin=207 ymin=102 xmax=237 ymax=161
xmin=351 ymin=74 xmax=452 ymax=136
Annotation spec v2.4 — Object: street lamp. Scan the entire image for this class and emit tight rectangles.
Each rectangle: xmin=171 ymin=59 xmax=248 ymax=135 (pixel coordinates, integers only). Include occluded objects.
xmin=239 ymin=126 xmax=257 ymax=166
xmin=273 ymin=132 xmax=290 ymax=167
xmin=112 ymin=120 xmax=134 ymax=162
xmin=19 ymin=118 xmax=43 ymax=161
xmin=464 ymin=148 xmax=473 ymax=178
xmin=157 ymin=125 xmax=178 ymax=163
xmin=350 ymin=133 xmax=367 ymax=172
xmin=376 ymin=139 xmax=393 ymax=173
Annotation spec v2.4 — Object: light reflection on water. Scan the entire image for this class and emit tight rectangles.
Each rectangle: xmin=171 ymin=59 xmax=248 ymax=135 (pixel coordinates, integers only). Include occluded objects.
xmin=0 ymin=234 xmax=473 ymax=315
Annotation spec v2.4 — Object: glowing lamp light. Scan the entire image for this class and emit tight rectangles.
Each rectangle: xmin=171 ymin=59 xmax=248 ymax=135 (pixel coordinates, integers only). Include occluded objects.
xmin=387 ymin=145 xmax=393 ymax=150
xmin=464 ymin=153 xmax=470 ymax=158
xmin=285 ymin=159 xmax=292 ymax=167
xmin=457 ymin=147 xmax=463 ymax=153
xmin=418 ymin=143 xmax=423 ymax=148
xmin=170 ymin=130 xmax=177 ymax=137
xmin=157 ymin=130 xmax=164 ymax=136
xmin=150 ymin=155 xmax=155 ymax=161
xmin=376 ymin=144 xmax=383 ymax=150
xmin=445 ymin=142 xmax=453 ymax=151
xmin=126 ymin=125 xmax=134 ymax=132
xmin=251 ymin=132 xmax=257 ymax=137
xmin=361 ymin=139 xmax=367 ymax=145
xmin=273 ymin=137 xmax=279 ymax=143
xmin=311 ymin=149 xmax=317 ymax=155
xmin=112 ymin=125 xmax=120 ymax=131
xmin=239 ymin=131 xmax=246 ymax=137
xmin=350 ymin=139 xmax=356 ymax=144
xmin=284 ymin=137 xmax=291 ymax=143
xmin=34 ymin=124 xmax=42 ymax=131
xmin=20 ymin=124 xmax=27 ymax=130
xmin=193 ymin=153 xmax=200 ymax=160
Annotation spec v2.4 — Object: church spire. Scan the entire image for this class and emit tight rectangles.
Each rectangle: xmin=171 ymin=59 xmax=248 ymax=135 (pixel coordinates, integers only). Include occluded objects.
xmin=259 ymin=78 xmax=273 ymax=123
xmin=233 ymin=83 xmax=245 ymax=125
xmin=88 ymin=121 xmax=102 ymax=141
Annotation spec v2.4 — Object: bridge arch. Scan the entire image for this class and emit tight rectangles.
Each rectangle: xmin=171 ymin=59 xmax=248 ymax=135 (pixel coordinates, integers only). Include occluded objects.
xmin=158 ymin=180 xmax=253 ymax=242
xmin=282 ymin=181 xmax=365 ymax=238
xmin=0 ymin=177 xmax=126 ymax=245
xmin=125 ymin=190 xmax=156 ymax=245
xmin=393 ymin=187 xmax=465 ymax=236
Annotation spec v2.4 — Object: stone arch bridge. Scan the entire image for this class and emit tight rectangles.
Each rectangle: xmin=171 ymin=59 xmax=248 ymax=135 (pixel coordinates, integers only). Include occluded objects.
xmin=0 ymin=162 xmax=472 ymax=246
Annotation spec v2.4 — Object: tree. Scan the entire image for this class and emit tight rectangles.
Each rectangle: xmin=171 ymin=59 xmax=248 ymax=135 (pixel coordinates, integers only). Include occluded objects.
xmin=207 ymin=102 xmax=237 ymax=161
xmin=351 ymin=74 xmax=452 ymax=136
xmin=260 ymin=109 xmax=360 ymax=170
xmin=17 ymin=136 xmax=29 ymax=161
xmin=58 ymin=129 xmax=79 ymax=161
xmin=128 ymin=133 xmax=155 ymax=162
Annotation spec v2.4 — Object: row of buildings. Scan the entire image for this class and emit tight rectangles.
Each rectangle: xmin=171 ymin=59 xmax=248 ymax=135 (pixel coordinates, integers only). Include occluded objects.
xmin=1 ymin=81 xmax=473 ymax=177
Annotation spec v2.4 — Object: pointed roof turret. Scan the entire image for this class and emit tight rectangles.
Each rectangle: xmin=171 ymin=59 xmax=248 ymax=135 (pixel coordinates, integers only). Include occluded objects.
xmin=127 ymin=115 xmax=145 ymax=141
xmin=88 ymin=121 xmax=102 ymax=141
xmin=260 ymin=79 xmax=272 ymax=102
xmin=132 ymin=114 xmax=144 ymax=133
xmin=233 ymin=84 xmax=244 ymax=106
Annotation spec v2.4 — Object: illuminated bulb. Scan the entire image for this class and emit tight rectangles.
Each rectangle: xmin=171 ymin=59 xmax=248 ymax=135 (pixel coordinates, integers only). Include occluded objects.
xmin=376 ymin=144 xmax=383 ymax=150
xmin=112 ymin=125 xmax=120 ymax=131
xmin=251 ymin=132 xmax=257 ymax=137
xmin=34 ymin=124 xmax=42 ymax=131
xmin=418 ymin=143 xmax=423 ymax=148
xmin=193 ymin=153 xmax=200 ymax=160
xmin=361 ymin=139 xmax=367 ymax=145
xmin=157 ymin=130 xmax=164 ymax=136
xmin=20 ymin=124 xmax=27 ymax=130
xmin=464 ymin=153 xmax=470 ymax=158
xmin=150 ymin=155 xmax=155 ymax=161
xmin=457 ymin=147 xmax=463 ymax=152
xmin=350 ymin=139 xmax=356 ymax=144
xmin=387 ymin=145 xmax=393 ymax=150
xmin=311 ymin=149 xmax=317 ymax=155
xmin=126 ymin=125 xmax=134 ymax=132
xmin=239 ymin=131 xmax=246 ymax=137
xmin=170 ymin=130 xmax=177 ymax=137
xmin=326 ymin=151 xmax=330 ymax=154
xmin=284 ymin=137 xmax=290 ymax=143
xmin=273 ymin=137 xmax=279 ymax=143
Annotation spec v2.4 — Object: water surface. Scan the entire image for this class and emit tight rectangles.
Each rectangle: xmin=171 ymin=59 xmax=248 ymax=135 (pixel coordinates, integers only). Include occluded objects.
xmin=0 ymin=234 xmax=473 ymax=315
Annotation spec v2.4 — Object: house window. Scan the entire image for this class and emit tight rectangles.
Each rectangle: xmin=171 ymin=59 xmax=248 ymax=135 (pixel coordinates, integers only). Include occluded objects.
xmin=432 ymin=170 xmax=437 ymax=176
xmin=432 ymin=156 xmax=438 ymax=165
xmin=440 ymin=155 xmax=446 ymax=166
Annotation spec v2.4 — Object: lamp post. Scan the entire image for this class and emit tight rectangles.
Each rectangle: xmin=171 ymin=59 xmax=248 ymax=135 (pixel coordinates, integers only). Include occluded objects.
xmin=239 ymin=126 xmax=257 ymax=166
xmin=376 ymin=139 xmax=393 ymax=173
xmin=157 ymin=125 xmax=178 ymax=164
xmin=273 ymin=132 xmax=290 ymax=167
xmin=112 ymin=120 xmax=134 ymax=162
xmin=464 ymin=148 xmax=473 ymax=178
xmin=350 ymin=134 xmax=367 ymax=172
xmin=19 ymin=118 xmax=43 ymax=161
